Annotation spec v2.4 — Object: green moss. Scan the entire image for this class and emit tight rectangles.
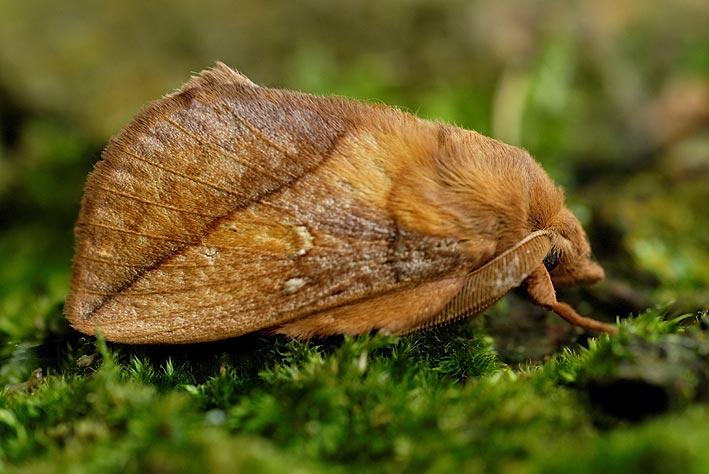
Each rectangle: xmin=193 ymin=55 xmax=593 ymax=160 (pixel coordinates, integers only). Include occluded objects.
xmin=5 ymin=313 xmax=709 ymax=473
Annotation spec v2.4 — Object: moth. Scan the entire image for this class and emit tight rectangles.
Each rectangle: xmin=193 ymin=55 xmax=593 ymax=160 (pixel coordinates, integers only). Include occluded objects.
xmin=65 ymin=62 xmax=616 ymax=344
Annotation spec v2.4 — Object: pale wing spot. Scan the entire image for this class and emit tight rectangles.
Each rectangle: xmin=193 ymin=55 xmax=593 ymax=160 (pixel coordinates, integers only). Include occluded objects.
xmin=204 ymin=246 xmax=219 ymax=263
xmin=293 ymin=225 xmax=314 ymax=256
xmin=283 ymin=277 xmax=306 ymax=294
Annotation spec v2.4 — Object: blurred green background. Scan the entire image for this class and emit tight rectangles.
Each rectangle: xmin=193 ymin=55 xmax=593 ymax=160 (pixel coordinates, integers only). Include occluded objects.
xmin=1 ymin=1 xmax=708 ymax=472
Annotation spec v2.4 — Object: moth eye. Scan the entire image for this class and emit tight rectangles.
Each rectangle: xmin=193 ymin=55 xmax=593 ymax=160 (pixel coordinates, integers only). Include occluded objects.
xmin=543 ymin=247 xmax=560 ymax=272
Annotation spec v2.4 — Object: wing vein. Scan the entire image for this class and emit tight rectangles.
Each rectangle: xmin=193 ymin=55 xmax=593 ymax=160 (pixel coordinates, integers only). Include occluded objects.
xmin=118 ymin=147 xmax=298 ymax=216
xmin=73 ymin=254 xmax=221 ymax=269
xmin=85 ymin=299 xmax=236 ymax=324
xmin=199 ymin=98 xmax=292 ymax=156
xmin=119 ymin=147 xmax=244 ymax=197
xmin=73 ymin=281 xmax=243 ymax=296
xmin=73 ymin=251 xmax=285 ymax=269
xmin=160 ymin=113 xmax=290 ymax=184
xmin=77 ymin=221 xmax=195 ymax=243
xmin=92 ymin=184 xmax=222 ymax=218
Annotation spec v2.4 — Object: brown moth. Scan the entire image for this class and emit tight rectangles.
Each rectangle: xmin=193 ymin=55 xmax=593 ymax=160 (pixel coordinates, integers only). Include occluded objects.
xmin=65 ymin=62 xmax=616 ymax=344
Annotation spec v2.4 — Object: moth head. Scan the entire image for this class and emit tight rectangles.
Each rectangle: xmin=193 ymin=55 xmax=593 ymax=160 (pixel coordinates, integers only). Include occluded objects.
xmin=546 ymin=208 xmax=604 ymax=288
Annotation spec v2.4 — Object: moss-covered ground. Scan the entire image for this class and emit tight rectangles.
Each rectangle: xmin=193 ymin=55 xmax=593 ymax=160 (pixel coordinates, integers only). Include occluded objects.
xmin=1 ymin=1 xmax=708 ymax=472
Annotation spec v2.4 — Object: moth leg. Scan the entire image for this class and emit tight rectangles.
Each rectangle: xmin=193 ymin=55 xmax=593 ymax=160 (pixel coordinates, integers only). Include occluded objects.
xmin=524 ymin=265 xmax=617 ymax=334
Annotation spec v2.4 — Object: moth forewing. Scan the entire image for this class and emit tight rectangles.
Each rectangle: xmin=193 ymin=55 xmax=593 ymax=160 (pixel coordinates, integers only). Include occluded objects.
xmin=65 ymin=63 xmax=615 ymax=343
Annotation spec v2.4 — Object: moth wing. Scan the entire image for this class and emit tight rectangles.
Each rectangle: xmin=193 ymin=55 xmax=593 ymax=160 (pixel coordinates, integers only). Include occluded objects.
xmin=66 ymin=64 xmax=486 ymax=344
xmin=270 ymin=275 xmax=469 ymax=338
xmin=179 ymin=61 xmax=257 ymax=89
xmin=272 ymin=232 xmax=554 ymax=337
xmin=67 ymin=64 xmax=350 ymax=343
